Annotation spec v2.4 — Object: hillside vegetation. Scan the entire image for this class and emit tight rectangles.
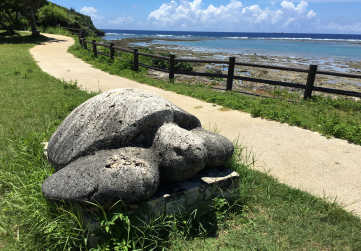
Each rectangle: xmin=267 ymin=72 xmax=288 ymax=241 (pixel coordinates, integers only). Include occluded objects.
xmin=39 ymin=2 xmax=105 ymax=36
xmin=0 ymin=0 xmax=104 ymax=37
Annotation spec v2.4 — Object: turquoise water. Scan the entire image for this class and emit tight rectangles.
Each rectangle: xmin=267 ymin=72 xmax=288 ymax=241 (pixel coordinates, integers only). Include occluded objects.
xmin=140 ymin=39 xmax=361 ymax=60
xmin=102 ymin=29 xmax=361 ymax=61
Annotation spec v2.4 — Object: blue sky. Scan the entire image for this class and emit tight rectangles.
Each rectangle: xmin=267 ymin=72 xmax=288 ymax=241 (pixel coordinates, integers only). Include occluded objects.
xmin=51 ymin=0 xmax=361 ymax=34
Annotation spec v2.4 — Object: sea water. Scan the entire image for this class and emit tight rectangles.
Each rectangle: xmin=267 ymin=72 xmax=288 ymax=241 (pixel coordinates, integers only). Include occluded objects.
xmin=101 ymin=29 xmax=361 ymax=61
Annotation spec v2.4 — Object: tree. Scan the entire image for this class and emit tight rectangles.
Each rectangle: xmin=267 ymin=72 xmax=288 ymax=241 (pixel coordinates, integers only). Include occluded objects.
xmin=37 ymin=2 xmax=68 ymax=27
xmin=0 ymin=17 xmax=13 ymax=34
xmin=22 ymin=0 xmax=46 ymax=36
xmin=0 ymin=0 xmax=24 ymax=34
xmin=0 ymin=0 xmax=46 ymax=36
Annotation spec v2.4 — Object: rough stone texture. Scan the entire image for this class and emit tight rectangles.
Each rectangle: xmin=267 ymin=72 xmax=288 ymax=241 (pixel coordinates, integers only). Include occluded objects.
xmin=47 ymin=88 xmax=201 ymax=170
xmin=42 ymin=147 xmax=159 ymax=205
xmin=191 ymin=128 xmax=234 ymax=167
xmin=153 ymin=123 xmax=208 ymax=181
xmin=42 ymin=88 xmax=234 ymax=206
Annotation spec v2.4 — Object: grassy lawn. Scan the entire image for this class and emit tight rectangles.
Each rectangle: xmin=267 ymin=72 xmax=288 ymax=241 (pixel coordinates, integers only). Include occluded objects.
xmin=0 ymin=31 xmax=97 ymax=250
xmin=0 ymin=31 xmax=360 ymax=250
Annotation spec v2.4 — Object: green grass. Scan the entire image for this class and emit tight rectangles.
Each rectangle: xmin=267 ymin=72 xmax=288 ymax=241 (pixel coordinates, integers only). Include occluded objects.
xmin=0 ymin=31 xmax=361 ymax=250
xmin=0 ymin=31 xmax=98 ymax=250
xmin=68 ymin=38 xmax=361 ymax=145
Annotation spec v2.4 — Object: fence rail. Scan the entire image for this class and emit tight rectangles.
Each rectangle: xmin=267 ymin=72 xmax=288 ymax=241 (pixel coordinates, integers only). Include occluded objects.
xmin=64 ymin=27 xmax=361 ymax=100
xmin=61 ymin=27 xmax=83 ymax=35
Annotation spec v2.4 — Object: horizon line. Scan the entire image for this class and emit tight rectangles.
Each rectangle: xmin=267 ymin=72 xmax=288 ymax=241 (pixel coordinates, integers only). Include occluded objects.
xmin=98 ymin=28 xmax=361 ymax=36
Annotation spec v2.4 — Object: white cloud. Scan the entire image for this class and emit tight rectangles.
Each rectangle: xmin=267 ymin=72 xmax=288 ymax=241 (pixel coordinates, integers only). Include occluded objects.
xmin=282 ymin=17 xmax=296 ymax=27
xmin=307 ymin=10 xmax=316 ymax=18
xmin=147 ymin=0 xmax=317 ymax=30
xmin=89 ymin=14 xmax=104 ymax=20
xmin=80 ymin=6 xmax=103 ymax=22
xmin=242 ymin=5 xmax=270 ymax=24
xmin=147 ymin=0 xmax=361 ymax=33
xmin=281 ymin=0 xmax=308 ymax=13
xmin=80 ymin=6 xmax=97 ymax=15
xmin=133 ymin=5 xmax=138 ymax=9
xmin=148 ymin=0 xmax=244 ymax=28
xmin=108 ymin=16 xmax=135 ymax=25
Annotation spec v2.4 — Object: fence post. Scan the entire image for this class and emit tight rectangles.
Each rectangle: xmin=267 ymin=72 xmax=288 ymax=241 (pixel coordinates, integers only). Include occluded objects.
xmin=79 ymin=29 xmax=86 ymax=45
xmin=133 ymin=49 xmax=139 ymax=72
xmin=169 ymin=55 xmax=175 ymax=81
xmin=227 ymin=57 xmax=236 ymax=91
xmin=110 ymin=43 xmax=115 ymax=60
xmin=78 ymin=35 xmax=83 ymax=47
xmin=83 ymin=38 xmax=87 ymax=49
xmin=92 ymin=40 xmax=97 ymax=55
xmin=304 ymin=64 xmax=318 ymax=100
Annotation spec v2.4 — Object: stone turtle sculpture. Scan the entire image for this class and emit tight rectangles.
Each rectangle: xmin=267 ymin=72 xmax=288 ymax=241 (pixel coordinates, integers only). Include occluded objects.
xmin=42 ymin=88 xmax=234 ymax=206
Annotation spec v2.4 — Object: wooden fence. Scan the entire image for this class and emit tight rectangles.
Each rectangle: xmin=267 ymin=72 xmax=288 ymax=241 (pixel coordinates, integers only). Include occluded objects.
xmin=66 ymin=27 xmax=361 ymax=100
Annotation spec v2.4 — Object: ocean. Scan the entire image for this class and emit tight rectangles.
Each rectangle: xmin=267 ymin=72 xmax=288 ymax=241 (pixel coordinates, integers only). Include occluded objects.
xmin=101 ymin=29 xmax=361 ymax=61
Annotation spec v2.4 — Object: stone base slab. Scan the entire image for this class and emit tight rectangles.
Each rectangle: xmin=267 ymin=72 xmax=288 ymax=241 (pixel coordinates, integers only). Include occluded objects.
xmin=84 ymin=165 xmax=239 ymax=248
xmin=146 ymin=165 xmax=239 ymax=215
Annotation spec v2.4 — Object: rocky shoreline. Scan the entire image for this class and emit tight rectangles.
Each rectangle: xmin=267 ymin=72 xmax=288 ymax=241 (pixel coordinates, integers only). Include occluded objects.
xmin=111 ymin=38 xmax=361 ymax=98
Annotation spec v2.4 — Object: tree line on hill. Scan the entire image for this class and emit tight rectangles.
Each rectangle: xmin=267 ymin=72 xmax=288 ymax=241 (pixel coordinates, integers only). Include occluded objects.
xmin=0 ymin=0 xmax=105 ymax=37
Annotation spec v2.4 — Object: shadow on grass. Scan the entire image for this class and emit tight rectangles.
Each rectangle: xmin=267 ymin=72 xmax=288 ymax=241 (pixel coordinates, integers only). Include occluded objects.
xmin=0 ymin=30 xmax=47 ymax=44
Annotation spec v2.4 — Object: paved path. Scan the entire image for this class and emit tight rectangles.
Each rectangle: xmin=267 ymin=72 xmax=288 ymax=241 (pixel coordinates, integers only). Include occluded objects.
xmin=30 ymin=34 xmax=361 ymax=217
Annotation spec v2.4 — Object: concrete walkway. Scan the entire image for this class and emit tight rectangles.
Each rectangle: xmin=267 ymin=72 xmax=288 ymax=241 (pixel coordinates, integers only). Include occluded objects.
xmin=30 ymin=34 xmax=361 ymax=217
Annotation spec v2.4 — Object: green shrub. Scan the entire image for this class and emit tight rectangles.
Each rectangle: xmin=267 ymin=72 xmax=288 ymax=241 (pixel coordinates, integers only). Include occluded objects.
xmin=138 ymin=48 xmax=154 ymax=66
xmin=205 ymin=69 xmax=222 ymax=81
xmin=37 ymin=3 xmax=68 ymax=27
xmin=14 ymin=17 xmax=30 ymax=30
xmin=176 ymin=61 xmax=193 ymax=71
xmin=152 ymin=52 xmax=170 ymax=70
xmin=152 ymin=52 xmax=193 ymax=72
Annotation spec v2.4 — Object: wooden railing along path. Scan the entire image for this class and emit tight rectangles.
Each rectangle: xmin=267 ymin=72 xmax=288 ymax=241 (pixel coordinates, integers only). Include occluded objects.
xmin=65 ymin=27 xmax=361 ymax=100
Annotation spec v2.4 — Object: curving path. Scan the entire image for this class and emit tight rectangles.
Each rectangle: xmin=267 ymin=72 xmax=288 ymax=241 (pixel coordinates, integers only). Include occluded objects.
xmin=30 ymin=34 xmax=361 ymax=217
